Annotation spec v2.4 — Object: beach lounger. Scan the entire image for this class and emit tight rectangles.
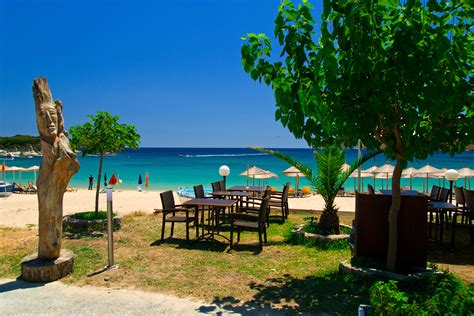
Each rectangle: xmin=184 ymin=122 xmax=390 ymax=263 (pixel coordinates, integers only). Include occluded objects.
xmin=26 ymin=181 xmax=37 ymax=194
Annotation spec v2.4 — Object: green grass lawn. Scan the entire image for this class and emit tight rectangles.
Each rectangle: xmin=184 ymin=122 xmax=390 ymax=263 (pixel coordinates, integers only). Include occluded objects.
xmin=0 ymin=210 xmax=471 ymax=314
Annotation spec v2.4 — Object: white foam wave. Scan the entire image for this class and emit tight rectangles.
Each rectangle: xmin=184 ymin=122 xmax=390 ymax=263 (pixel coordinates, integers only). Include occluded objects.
xmin=180 ymin=153 xmax=267 ymax=158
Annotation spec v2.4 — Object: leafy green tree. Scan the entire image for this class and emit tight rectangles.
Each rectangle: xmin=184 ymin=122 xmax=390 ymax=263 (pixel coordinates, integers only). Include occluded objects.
xmin=242 ymin=0 xmax=473 ymax=271
xmin=253 ymin=146 xmax=380 ymax=234
xmin=70 ymin=112 xmax=140 ymax=216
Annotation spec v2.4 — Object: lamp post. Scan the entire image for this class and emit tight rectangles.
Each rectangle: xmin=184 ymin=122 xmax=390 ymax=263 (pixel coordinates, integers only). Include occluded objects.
xmin=219 ymin=165 xmax=230 ymax=189
xmin=445 ymin=169 xmax=459 ymax=204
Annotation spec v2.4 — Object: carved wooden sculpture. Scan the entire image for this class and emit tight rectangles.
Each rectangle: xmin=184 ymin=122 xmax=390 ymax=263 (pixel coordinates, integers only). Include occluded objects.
xmin=22 ymin=77 xmax=80 ymax=282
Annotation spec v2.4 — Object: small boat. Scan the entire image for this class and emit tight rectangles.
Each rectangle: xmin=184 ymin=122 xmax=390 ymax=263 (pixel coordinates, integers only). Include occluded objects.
xmin=1 ymin=152 xmax=15 ymax=160
xmin=0 ymin=181 xmax=13 ymax=197
xmin=178 ymin=153 xmax=192 ymax=158
xmin=27 ymin=156 xmax=34 ymax=159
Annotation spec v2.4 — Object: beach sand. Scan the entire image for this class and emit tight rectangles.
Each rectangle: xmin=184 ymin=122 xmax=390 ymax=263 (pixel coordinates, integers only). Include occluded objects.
xmin=0 ymin=189 xmax=355 ymax=228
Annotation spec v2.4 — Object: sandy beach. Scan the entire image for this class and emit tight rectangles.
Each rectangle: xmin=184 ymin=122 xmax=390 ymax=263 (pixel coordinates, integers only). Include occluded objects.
xmin=0 ymin=189 xmax=355 ymax=228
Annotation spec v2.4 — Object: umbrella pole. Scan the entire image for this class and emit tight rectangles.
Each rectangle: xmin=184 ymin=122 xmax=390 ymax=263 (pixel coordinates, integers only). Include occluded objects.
xmin=296 ymin=175 xmax=299 ymax=197
xmin=426 ymin=174 xmax=428 ymax=193
xmin=410 ymin=176 xmax=412 ymax=190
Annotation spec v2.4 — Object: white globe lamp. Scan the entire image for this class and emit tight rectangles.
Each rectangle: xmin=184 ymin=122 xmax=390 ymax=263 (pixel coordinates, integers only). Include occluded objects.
xmin=219 ymin=165 xmax=230 ymax=189
xmin=445 ymin=169 xmax=459 ymax=203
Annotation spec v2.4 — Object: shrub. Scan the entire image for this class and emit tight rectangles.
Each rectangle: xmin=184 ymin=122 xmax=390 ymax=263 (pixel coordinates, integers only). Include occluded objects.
xmin=370 ymin=271 xmax=474 ymax=315
xmin=70 ymin=211 xmax=112 ymax=220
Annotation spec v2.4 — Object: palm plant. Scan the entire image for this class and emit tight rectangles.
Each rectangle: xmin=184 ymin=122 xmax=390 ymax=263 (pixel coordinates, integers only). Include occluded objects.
xmin=251 ymin=146 xmax=380 ymax=234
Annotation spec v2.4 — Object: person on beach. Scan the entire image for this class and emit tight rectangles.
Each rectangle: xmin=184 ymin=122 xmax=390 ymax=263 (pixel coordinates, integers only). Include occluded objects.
xmin=88 ymin=175 xmax=94 ymax=190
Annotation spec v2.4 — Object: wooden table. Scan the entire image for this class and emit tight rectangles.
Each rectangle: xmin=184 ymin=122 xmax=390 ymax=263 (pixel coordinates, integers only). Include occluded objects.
xmin=227 ymin=186 xmax=265 ymax=193
xmin=211 ymin=191 xmax=251 ymax=207
xmin=380 ymin=190 xmax=421 ymax=196
xmin=427 ymin=201 xmax=459 ymax=243
xmin=183 ymin=198 xmax=238 ymax=243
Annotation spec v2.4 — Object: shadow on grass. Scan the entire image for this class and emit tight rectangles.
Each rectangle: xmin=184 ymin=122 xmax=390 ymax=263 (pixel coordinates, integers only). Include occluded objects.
xmin=63 ymin=231 xmax=104 ymax=239
xmin=150 ymin=238 xmax=228 ymax=252
xmin=0 ymin=277 xmax=45 ymax=293
xmin=197 ymin=271 xmax=373 ymax=314
xmin=427 ymin=240 xmax=474 ymax=266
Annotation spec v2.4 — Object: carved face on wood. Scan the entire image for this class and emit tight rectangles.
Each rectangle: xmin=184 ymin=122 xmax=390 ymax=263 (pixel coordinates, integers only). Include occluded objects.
xmin=33 ymin=78 xmax=65 ymax=144
xmin=38 ymin=101 xmax=59 ymax=140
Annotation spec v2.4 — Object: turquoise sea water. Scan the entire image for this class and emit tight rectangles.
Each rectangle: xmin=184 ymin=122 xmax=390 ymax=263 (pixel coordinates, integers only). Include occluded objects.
xmin=2 ymin=148 xmax=473 ymax=192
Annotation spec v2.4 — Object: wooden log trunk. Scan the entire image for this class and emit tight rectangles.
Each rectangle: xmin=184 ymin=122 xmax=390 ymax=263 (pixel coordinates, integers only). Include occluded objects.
xmin=33 ymin=77 xmax=80 ymax=260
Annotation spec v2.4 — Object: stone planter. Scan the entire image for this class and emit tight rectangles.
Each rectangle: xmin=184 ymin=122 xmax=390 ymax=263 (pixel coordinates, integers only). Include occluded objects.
xmin=63 ymin=213 xmax=122 ymax=234
xmin=291 ymin=224 xmax=351 ymax=242
xmin=339 ymin=260 xmax=440 ymax=281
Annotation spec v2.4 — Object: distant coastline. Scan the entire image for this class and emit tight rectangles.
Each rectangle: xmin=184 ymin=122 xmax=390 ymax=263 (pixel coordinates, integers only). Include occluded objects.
xmin=0 ymin=135 xmax=41 ymax=158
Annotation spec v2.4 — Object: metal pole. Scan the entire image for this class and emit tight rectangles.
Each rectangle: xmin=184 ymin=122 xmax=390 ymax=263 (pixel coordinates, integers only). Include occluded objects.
xmin=357 ymin=140 xmax=362 ymax=192
xmin=106 ymin=187 xmax=117 ymax=269
xmin=449 ymin=181 xmax=454 ymax=204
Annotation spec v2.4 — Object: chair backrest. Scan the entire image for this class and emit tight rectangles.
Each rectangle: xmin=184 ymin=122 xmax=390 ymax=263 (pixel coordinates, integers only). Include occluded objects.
xmin=454 ymin=186 xmax=465 ymax=206
xmin=258 ymin=196 xmax=271 ymax=226
xmin=430 ymin=185 xmax=440 ymax=200
xmin=281 ymin=182 xmax=290 ymax=203
xmin=438 ymin=187 xmax=450 ymax=202
xmin=368 ymin=184 xmax=375 ymax=195
xmin=211 ymin=181 xmax=221 ymax=192
xmin=160 ymin=190 xmax=176 ymax=210
xmin=219 ymin=180 xmax=226 ymax=191
xmin=262 ymin=186 xmax=272 ymax=199
xmin=193 ymin=185 xmax=205 ymax=198
xmin=463 ymin=188 xmax=474 ymax=210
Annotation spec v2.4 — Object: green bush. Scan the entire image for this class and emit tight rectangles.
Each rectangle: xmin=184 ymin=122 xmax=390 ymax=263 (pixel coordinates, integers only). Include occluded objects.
xmin=284 ymin=222 xmax=349 ymax=250
xmin=70 ymin=211 xmax=113 ymax=220
xmin=370 ymin=271 xmax=474 ymax=315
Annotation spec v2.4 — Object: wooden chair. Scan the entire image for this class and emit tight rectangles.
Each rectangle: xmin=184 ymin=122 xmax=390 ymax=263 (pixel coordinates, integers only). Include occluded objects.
xmin=428 ymin=185 xmax=440 ymax=201
xmin=219 ymin=179 xmax=226 ymax=191
xmin=451 ymin=188 xmax=474 ymax=246
xmin=438 ymin=187 xmax=450 ymax=202
xmin=158 ymin=190 xmax=197 ymax=242
xmin=268 ymin=182 xmax=290 ymax=221
xmin=211 ymin=181 xmax=221 ymax=192
xmin=454 ymin=186 xmax=467 ymax=223
xmin=193 ymin=184 xmax=207 ymax=199
xmin=367 ymin=184 xmax=375 ymax=195
xmin=230 ymin=195 xmax=270 ymax=251
xmin=238 ymin=186 xmax=272 ymax=224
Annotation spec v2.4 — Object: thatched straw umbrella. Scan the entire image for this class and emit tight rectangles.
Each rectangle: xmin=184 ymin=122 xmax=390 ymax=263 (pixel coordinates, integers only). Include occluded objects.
xmin=413 ymin=165 xmax=442 ymax=193
xmin=283 ymin=166 xmax=305 ymax=196
xmin=239 ymin=165 xmax=276 ymax=186
xmin=401 ymin=167 xmax=418 ymax=190
xmin=374 ymin=164 xmax=395 ymax=190
xmin=457 ymin=167 xmax=474 ymax=189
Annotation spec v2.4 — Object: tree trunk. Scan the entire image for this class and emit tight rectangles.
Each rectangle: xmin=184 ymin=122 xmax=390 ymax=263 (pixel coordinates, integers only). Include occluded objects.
xmin=319 ymin=206 xmax=340 ymax=235
xmin=33 ymin=77 xmax=80 ymax=260
xmin=386 ymin=158 xmax=403 ymax=271
xmin=94 ymin=154 xmax=104 ymax=217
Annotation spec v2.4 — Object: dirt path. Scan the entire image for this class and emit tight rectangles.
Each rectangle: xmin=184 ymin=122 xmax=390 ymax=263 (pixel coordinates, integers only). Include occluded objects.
xmin=0 ymin=278 xmax=235 ymax=315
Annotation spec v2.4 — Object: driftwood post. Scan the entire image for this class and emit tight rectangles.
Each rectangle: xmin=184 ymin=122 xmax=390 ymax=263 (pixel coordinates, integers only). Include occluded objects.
xmin=21 ymin=77 xmax=80 ymax=282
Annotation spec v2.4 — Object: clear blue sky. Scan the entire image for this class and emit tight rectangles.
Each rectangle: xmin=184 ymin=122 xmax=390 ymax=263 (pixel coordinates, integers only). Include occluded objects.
xmin=0 ymin=0 xmax=322 ymax=148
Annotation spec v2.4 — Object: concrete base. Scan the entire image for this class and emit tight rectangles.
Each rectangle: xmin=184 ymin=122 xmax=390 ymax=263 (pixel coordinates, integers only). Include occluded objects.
xmin=339 ymin=260 xmax=439 ymax=281
xmin=21 ymin=249 xmax=74 ymax=282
